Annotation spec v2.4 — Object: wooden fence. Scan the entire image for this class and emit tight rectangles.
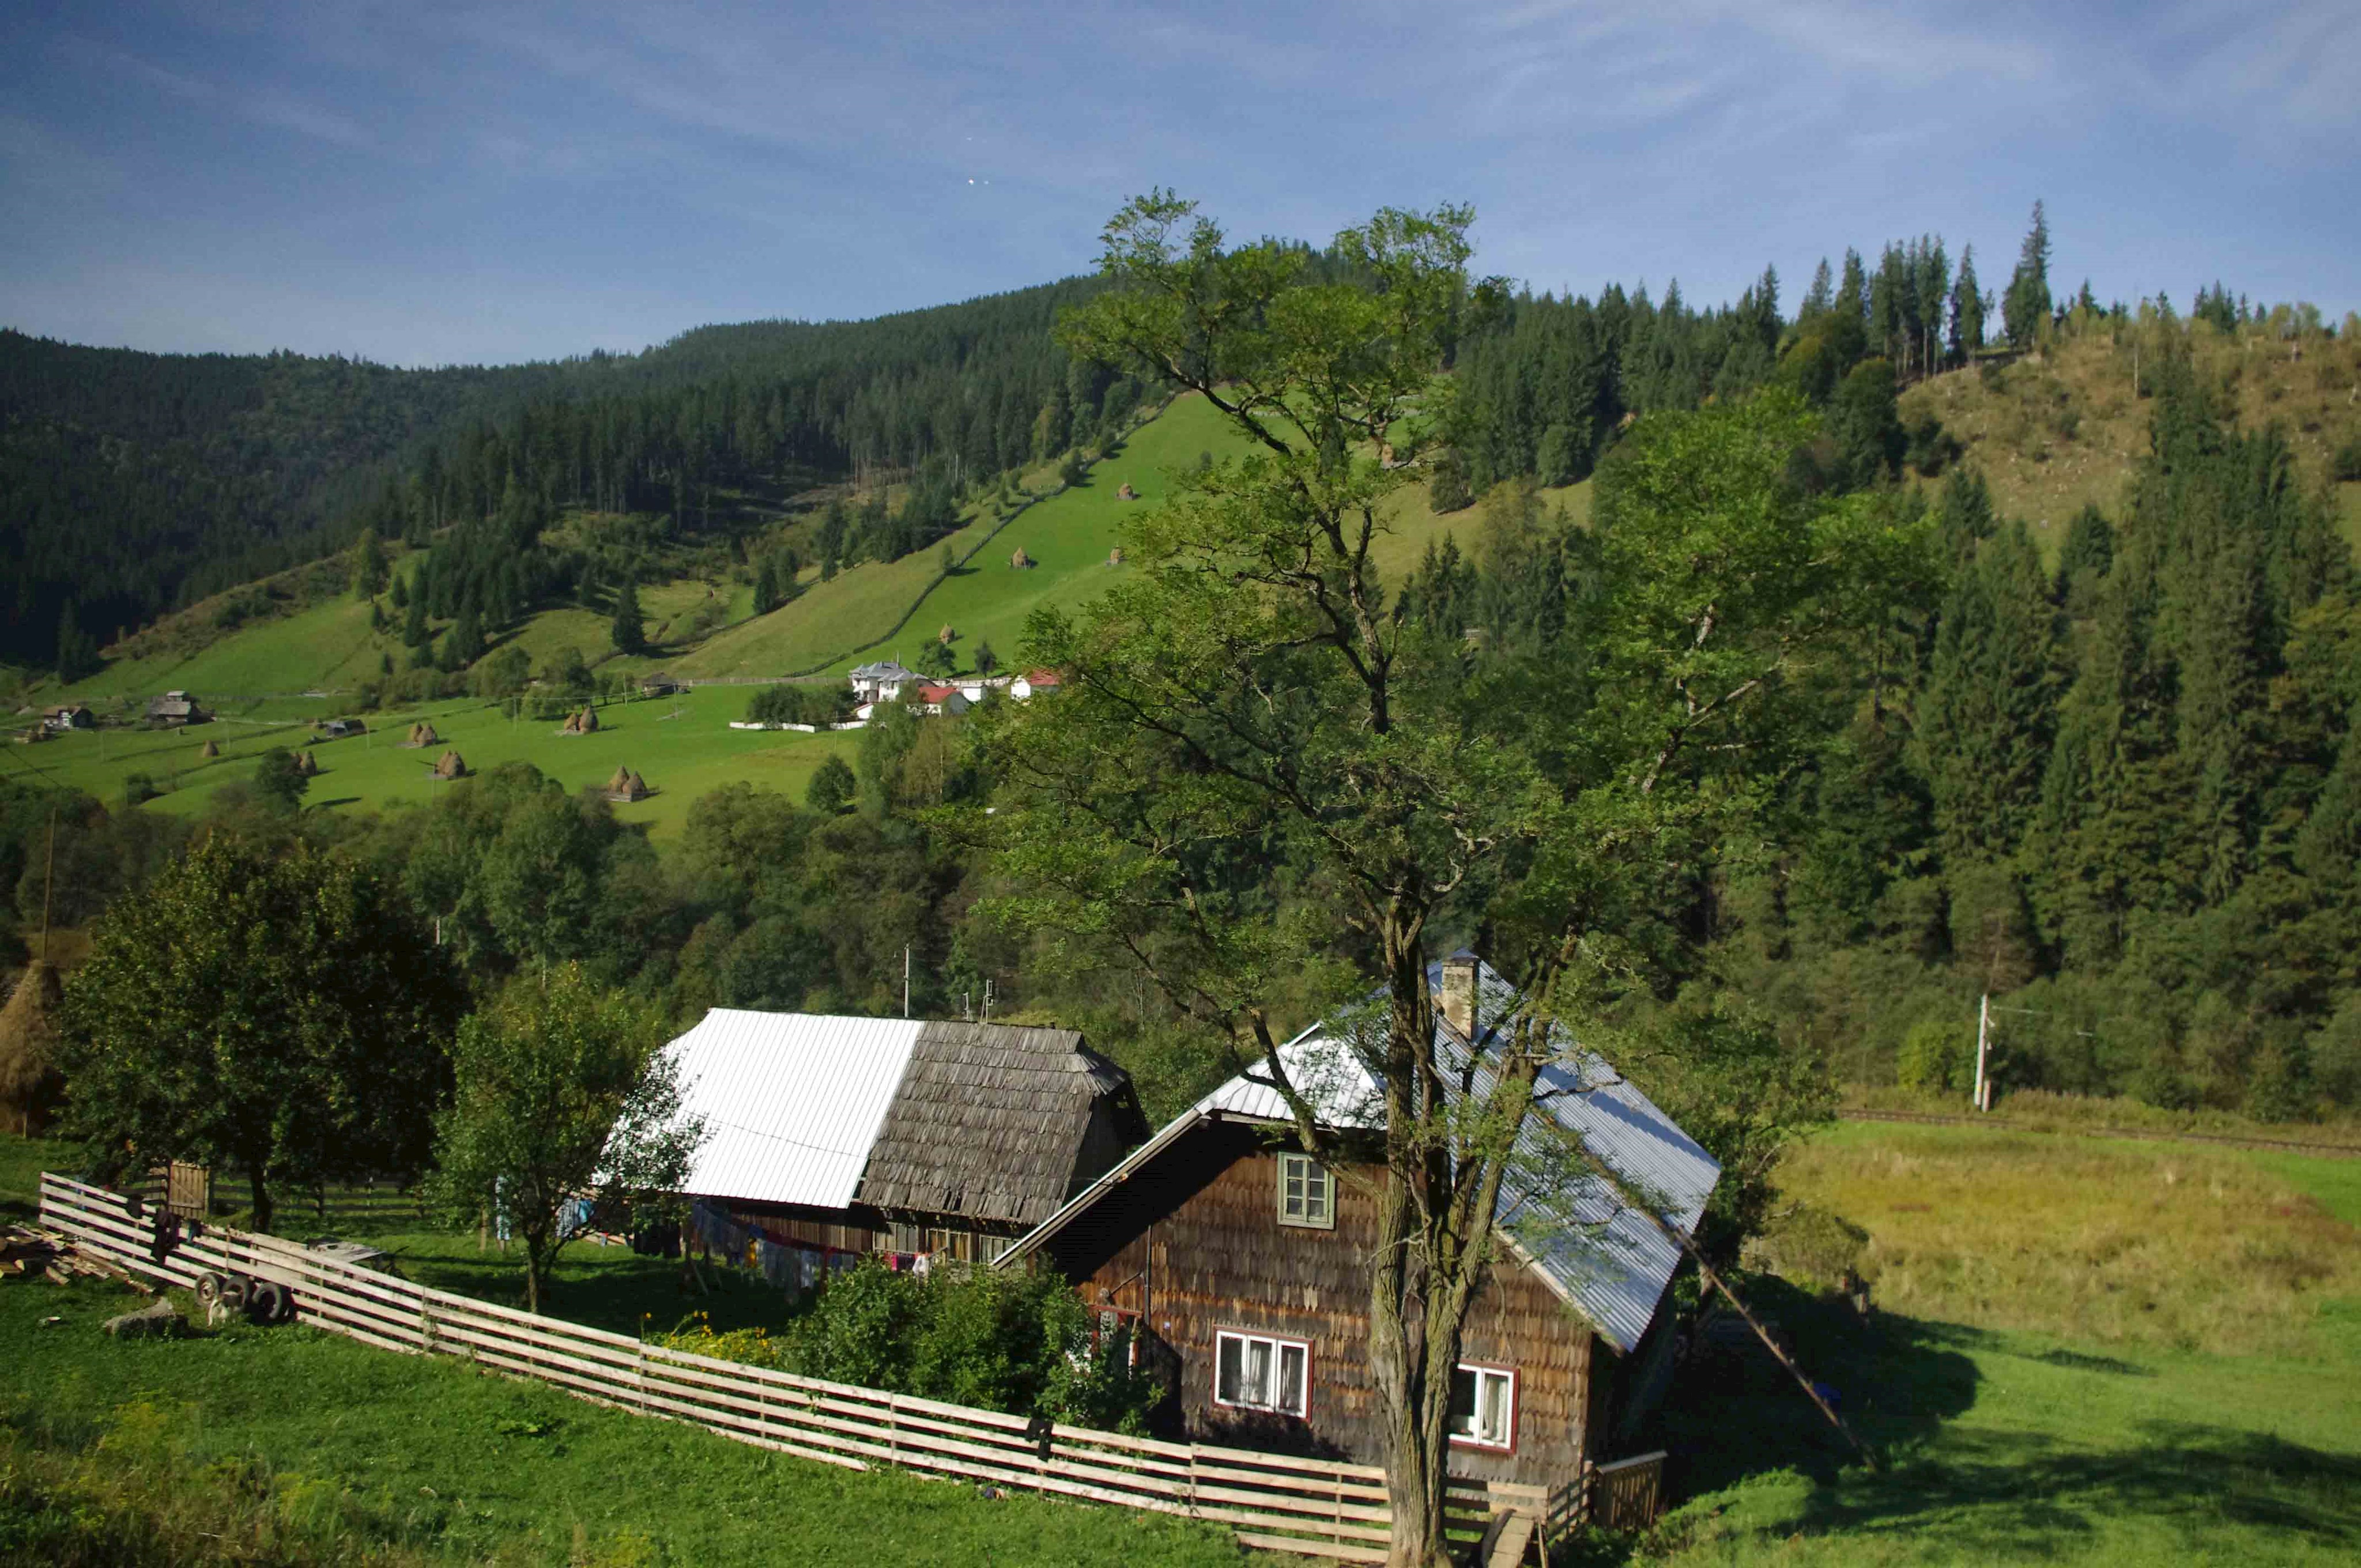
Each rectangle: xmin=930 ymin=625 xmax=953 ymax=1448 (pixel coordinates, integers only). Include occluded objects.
xmin=40 ymin=1171 xmax=1636 ymax=1560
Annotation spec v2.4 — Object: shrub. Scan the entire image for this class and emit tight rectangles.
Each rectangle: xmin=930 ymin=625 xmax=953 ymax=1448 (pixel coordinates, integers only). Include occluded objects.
xmin=747 ymin=684 xmax=850 ymax=728
xmin=653 ymin=1259 xmax=1164 ymax=1433
xmin=1898 ymin=1017 xmax=1975 ymax=1095
xmin=1740 ymin=1202 xmax=1869 ymax=1292
xmin=2332 ymin=436 xmax=2361 ymax=484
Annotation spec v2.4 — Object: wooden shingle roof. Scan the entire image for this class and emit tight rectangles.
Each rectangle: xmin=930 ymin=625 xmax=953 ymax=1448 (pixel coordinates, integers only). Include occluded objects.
xmin=856 ymin=1022 xmax=1144 ymax=1227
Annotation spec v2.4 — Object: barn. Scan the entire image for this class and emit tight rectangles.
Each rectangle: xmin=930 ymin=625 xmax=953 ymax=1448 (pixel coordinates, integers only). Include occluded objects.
xmin=661 ymin=1012 xmax=1148 ymax=1276
xmin=995 ymin=956 xmax=1719 ymax=1487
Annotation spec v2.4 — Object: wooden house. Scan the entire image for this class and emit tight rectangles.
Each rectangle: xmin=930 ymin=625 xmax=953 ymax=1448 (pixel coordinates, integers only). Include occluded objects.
xmin=41 ymin=705 xmax=94 ymax=733
xmin=661 ymin=1012 xmax=1148 ymax=1272
xmin=997 ymin=956 xmax=1719 ymax=1487
xmin=145 ymin=691 xmax=209 ymax=727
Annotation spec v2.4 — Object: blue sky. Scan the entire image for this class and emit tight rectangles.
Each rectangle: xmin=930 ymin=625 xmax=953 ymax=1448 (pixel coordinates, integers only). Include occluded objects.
xmin=4 ymin=1 xmax=2355 ymax=367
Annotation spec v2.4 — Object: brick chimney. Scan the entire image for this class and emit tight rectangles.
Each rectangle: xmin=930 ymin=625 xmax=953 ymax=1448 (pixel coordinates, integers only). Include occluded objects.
xmin=1438 ymin=951 xmax=1479 ymax=1038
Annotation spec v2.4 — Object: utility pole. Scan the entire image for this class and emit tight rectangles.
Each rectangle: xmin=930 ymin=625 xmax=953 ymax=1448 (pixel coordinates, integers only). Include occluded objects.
xmin=1973 ymin=992 xmax=1991 ymax=1112
xmin=903 ymin=945 xmax=911 ymax=1019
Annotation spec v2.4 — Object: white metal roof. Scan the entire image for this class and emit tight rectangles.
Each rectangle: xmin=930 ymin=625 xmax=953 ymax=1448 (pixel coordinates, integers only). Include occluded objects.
xmin=1000 ymin=962 xmax=1719 ymax=1355
xmin=661 ymin=1011 xmax=923 ymax=1210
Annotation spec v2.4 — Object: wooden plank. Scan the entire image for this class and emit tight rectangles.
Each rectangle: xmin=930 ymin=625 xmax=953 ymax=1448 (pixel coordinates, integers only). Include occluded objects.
xmin=1231 ymin=1531 xmax=1389 ymax=1563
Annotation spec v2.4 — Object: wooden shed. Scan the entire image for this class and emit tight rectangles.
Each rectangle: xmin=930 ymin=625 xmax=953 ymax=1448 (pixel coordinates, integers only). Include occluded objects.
xmin=661 ymin=1013 xmax=1147 ymax=1272
xmin=997 ymin=957 xmax=1719 ymax=1488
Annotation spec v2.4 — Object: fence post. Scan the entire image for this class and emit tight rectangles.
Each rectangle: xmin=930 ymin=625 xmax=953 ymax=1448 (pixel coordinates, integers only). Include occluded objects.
xmin=420 ymin=1298 xmax=436 ymax=1356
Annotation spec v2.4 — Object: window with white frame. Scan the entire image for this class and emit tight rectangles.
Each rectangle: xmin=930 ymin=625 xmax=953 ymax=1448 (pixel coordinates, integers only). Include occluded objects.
xmin=1214 ymin=1330 xmax=1310 ymax=1417
xmin=1276 ymin=1152 xmax=1333 ymax=1229
xmin=1447 ymin=1364 xmax=1516 ymax=1449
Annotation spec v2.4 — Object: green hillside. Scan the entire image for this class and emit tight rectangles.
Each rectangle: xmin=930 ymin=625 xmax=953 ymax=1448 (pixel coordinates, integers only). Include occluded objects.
xmin=6 ymin=391 xmax=1571 ymax=832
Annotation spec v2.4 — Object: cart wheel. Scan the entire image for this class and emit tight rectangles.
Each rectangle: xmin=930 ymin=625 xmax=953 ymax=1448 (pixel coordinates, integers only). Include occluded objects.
xmin=193 ymin=1271 xmax=225 ymax=1307
xmin=248 ymin=1280 xmax=287 ymax=1324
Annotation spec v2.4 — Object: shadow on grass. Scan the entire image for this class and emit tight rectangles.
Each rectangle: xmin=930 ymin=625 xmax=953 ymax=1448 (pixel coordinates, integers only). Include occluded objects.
xmin=364 ymin=1230 xmax=794 ymax=1340
xmin=1619 ymin=1279 xmax=2361 ymax=1563
xmin=1647 ymin=1276 xmax=1980 ymax=1497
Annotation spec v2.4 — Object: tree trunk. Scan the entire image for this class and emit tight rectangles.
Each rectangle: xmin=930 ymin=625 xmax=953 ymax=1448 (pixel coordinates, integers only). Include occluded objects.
xmin=1366 ymin=914 xmax=1458 ymax=1568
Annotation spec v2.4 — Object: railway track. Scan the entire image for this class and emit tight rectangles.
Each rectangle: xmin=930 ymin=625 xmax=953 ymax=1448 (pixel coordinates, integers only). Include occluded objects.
xmin=1838 ymin=1107 xmax=2361 ymax=1159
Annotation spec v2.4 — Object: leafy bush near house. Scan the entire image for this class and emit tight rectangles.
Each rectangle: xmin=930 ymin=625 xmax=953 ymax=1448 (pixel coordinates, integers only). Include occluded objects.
xmin=746 ymin=684 xmax=851 ymax=728
xmin=650 ymin=1259 xmax=1164 ymax=1433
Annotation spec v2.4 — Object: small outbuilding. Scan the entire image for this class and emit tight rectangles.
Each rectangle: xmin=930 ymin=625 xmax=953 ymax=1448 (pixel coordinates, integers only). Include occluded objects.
xmin=662 ymin=1013 xmax=1148 ymax=1274
xmin=42 ymin=705 xmax=94 ymax=733
xmin=320 ymin=718 xmax=365 ymax=740
xmin=640 ymin=673 xmax=684 ymax=698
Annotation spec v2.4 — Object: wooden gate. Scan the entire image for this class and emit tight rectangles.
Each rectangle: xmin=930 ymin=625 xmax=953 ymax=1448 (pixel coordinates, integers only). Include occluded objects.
xmin=1589 ymin=1450 xmax=1667 ymax=1531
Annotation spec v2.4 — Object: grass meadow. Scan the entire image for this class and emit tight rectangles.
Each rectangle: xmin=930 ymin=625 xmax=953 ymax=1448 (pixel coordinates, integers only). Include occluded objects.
xmin=2 ymin=683 xmax=859 ymax=845
xmin=10 ymin=1114 xmax=2360 ymax=1565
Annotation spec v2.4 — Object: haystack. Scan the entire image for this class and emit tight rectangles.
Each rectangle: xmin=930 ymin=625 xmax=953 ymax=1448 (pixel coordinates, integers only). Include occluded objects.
xmin=0 ymin=959 xmax=65 ymax=1137
xmin=433 ymin=749 xmax=468 ymax=779
xmin=401 ymin=721 xmax=439 ymax=748
xmin=937 ymin=624 xmax=956 ymax=644
xmin=1117 ymin=483 xmax=1137 ymax=500
xmin=606 ymin=767 xmax=648 ymax=803
xmin=560 ymin=706 xmax=600 ymax=735
xmin=1010 ymin=547 xmax=1034 ymax=570
xmin=199 ymin=738 xmax=220 ymax=759
xmin=293 ymin=751 xmax=319 ymax=778
xmin=1108 ymin=547 xmax=1125 ymax=567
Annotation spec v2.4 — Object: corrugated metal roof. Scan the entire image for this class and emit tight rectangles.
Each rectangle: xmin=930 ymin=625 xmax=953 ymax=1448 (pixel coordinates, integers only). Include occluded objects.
xmin=1000 ymin=962 xmax=1719 ymax=1355
xmin=662 ymin=1011 xmax=923 ymax=1209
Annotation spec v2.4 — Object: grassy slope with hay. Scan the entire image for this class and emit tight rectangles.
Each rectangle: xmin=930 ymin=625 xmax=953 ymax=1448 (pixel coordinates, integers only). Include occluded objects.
xmin=1646 ymin=1121 xmax=2361 ymax=1565
xmin=5 ymin=391 xmax=1496 ymax=835
xmin=1900 ymin=321 xmax=2361 ymax=561
xmin=2 ymin=684 xmax=860 ymax=846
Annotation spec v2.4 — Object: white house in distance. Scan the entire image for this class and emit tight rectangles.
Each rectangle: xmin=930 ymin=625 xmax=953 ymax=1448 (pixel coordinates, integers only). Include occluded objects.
xmin=1008 ymin=669 xmax=1062 ymax=700
xmin=850 ymin=661 xmax=920 ymax=703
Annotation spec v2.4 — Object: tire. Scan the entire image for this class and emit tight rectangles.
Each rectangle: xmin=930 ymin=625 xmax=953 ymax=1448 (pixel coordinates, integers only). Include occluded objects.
xmin=217 ymin=1274 xmax=251 ymax=1315
xmin=248 ymin=1280 xmax=288 ymax=1324
xmin=193 ymin=1271 xmax=225 ymax=1308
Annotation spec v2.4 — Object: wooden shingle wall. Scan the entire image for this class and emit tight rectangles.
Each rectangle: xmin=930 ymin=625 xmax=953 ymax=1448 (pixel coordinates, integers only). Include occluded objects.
xmin=1050 ymin=1121 xmax=1597 ymax=1487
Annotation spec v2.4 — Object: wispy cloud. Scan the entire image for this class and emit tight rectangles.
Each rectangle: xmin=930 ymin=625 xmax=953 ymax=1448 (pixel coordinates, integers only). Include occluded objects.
xmin=77 ymin=38 xmax=375 ymax=149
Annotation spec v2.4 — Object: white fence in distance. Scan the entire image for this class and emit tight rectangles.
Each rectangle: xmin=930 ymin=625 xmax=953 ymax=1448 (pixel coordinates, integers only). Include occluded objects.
xmin=39 ymin=1172 xmax=1646 ymax=1561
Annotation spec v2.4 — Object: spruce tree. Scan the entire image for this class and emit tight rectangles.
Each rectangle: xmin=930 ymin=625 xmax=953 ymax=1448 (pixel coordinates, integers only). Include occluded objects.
xmin=1934 ymin=467 xmax=1997 ymax=564
xmin=352 ymin=529 xmax=390 ymax=599
xmin=1914 ymin=522 xmax=2066 ymax=864
xmin=2055 ymin=503 xmax=2114 ymax=604
xmin=1949 ymin=246 xmax=1985 ymax=361
xmin=610 ymin=576 xmax=646 ymax=655
xmin=2003 ymin=199 xmax=2053 ymax=349
xmin=402 ymin=590 xmax=431 ymax=648
xmin=754 ymin=553 xmax=781 ymax=615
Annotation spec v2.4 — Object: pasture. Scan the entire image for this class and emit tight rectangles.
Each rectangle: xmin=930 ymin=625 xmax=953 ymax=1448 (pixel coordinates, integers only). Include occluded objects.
xmin=2 ymin=684 xmax=859 ymax=844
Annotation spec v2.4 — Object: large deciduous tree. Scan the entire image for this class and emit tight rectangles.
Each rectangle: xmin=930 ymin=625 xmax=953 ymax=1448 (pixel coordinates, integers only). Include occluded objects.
xmin=427 ymin=964 xmax=700 ymax=1314
xmin=983 ymin=193 xmax=1931 ymax=1566
xmin=56 ymin=835 xmax=465 ymax=1230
